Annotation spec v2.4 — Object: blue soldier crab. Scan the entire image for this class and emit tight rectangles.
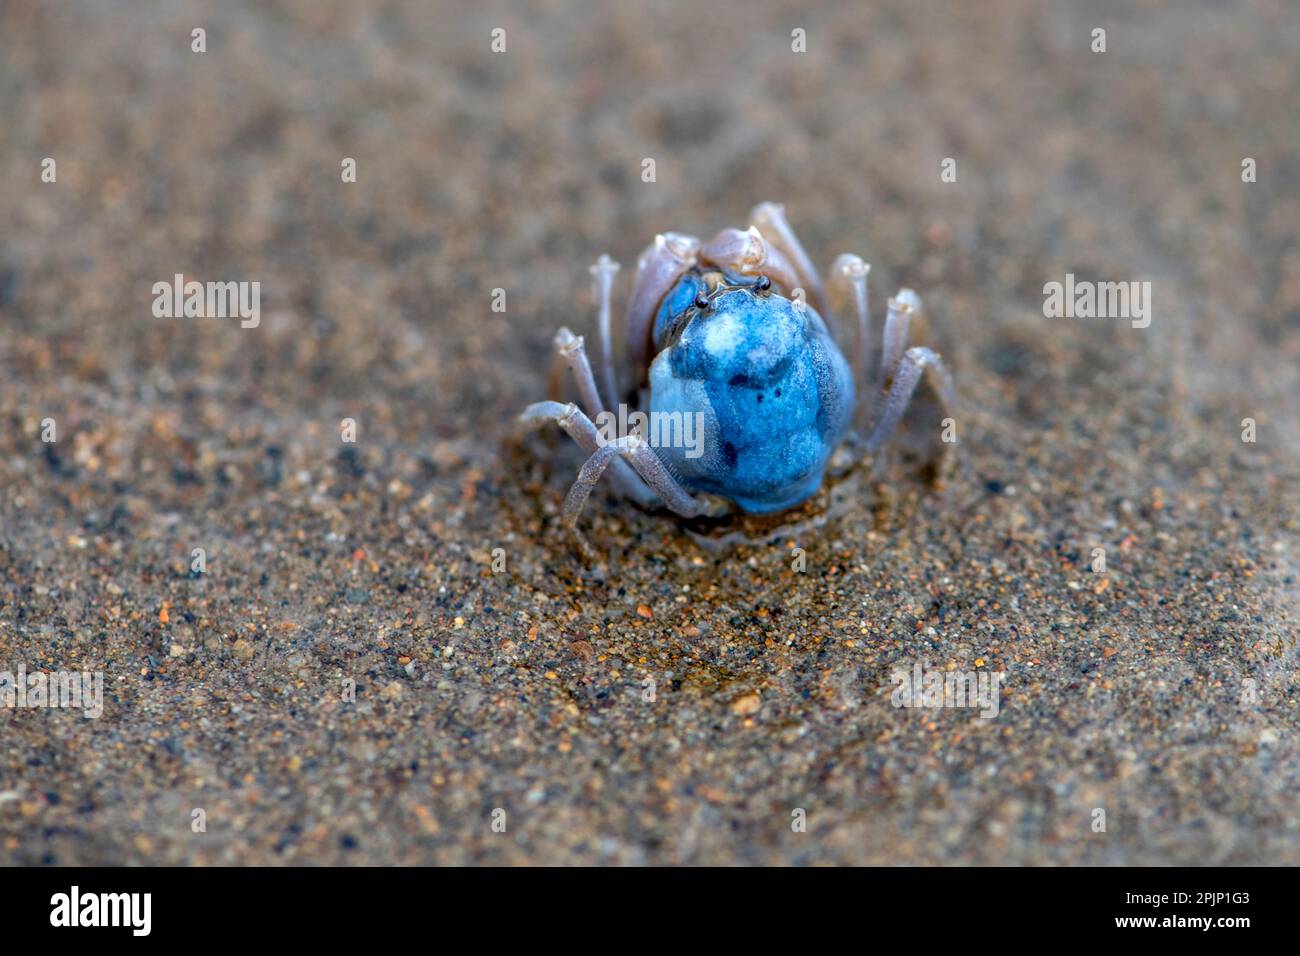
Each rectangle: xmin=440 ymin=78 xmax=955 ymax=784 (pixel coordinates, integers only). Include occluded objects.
xmin=519 ymin=202 xmax=955 ymax=542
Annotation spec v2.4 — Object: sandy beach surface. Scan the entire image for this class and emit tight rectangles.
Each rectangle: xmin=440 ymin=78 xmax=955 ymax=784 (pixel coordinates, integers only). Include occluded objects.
xmin=1 ymin=0 xmax=1297 ymax=864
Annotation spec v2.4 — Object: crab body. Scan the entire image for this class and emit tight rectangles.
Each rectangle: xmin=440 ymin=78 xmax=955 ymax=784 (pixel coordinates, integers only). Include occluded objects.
xmin=647 ymin=271 xmax=854 ymax=512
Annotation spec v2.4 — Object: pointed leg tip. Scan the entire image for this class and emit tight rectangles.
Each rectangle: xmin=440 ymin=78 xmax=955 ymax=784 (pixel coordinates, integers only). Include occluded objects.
xmin=589 ymin=253 xmax=620 ymax=277
xmin=832 ymin=254 xmax=870 ymax=279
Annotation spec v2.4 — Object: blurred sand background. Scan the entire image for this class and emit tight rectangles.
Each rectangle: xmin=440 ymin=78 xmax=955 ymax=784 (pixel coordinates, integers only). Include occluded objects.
xmin=1 ymin=0 xmax=1298 ymax=864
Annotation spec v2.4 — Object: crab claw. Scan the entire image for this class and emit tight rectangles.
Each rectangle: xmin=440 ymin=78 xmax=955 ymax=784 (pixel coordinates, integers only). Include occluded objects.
xmin=701 ymin=226 xmax=803 ymax=301
xmin=625 ymin=231 xmax=700 ymax=379
xmin=702 ymin=226 xmax=766 ymax=271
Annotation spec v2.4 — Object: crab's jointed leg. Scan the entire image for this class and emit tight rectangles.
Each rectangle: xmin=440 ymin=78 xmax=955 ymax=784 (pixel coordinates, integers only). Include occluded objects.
xmin=518 ymin=400 xmax=603 ymax=455
xmin=545 ymin=329 xmax=660 ymax=507
xmin=827 ymin=253 xmax=873 ymax=427
xmin=552 ymin=327 xmax=605 ymax=420
xmin=517 ymin=400 xmax=660 ymax=510
xmin=880 ymin=289 xmax=920 ymax=392
xmin=589 ymin=254 xmax=621 ymax=409
xmin=562 ymin=434 xmax=713 ymax=530
xmin=861 ymin=345 xmax=957 ymax=455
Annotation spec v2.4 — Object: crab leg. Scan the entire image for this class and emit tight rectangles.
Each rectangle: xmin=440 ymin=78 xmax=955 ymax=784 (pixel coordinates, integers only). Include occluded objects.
xmin=562 ymin=434 xmax=710 ymax=529
xmin=861 ymin=346 xmax=956 ymax=454
xmin=552 ymin=327 xmax=605 ymax=420
xmin=546 ymin=330 xmax=657 ymax=506
xmin=517 ymin=401 xmax=660 ymax=510
xmin=880 ymin=289 xmax=920 ymax=391
xmin=518 ymin=400 xmax=603 ymax=455
xmin=827 ymin=254 xmax=874 ymax=427
xmin=589 ymin=254 xmax=621 ymax=409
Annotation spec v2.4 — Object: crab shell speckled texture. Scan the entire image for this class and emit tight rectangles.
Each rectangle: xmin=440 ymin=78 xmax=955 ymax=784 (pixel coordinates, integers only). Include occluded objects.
xmin=647 ymin=277 xmax=854 ymax=513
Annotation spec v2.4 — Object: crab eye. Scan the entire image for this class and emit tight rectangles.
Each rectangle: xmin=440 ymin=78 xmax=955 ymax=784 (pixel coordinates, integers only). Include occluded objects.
xmin=755 ymin=275 xmax=771 ymax=292
xmin=693 ymin=292 xmax=710 ymax=310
